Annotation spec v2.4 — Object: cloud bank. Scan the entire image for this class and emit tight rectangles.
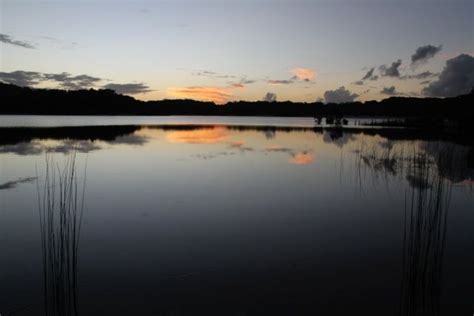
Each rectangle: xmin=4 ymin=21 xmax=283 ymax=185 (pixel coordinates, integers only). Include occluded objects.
xmin=422 ymin=54 xmax=474 ymax=97
xmin=323 ymin=86 xmax=359 ymax=103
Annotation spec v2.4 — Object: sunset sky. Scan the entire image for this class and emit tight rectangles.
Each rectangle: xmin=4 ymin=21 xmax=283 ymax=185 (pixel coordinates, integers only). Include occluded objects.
xmin=1 ymin=0 xmax=473 ymax=104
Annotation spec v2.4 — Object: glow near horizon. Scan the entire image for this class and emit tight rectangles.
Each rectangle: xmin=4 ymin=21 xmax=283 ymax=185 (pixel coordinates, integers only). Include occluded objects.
xmin=0 ymin=0 xmax=473 ymax=104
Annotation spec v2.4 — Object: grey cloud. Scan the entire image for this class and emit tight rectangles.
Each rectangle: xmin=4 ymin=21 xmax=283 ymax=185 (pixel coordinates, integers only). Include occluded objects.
xmin=103 ymin=83 xmax=152 ymax=95
xmin=353 ymin=80 xmax=364 ymax=86
xmin=380 ymin=86 xmax=398 ymax=96
xmin=193 ymin=70 xmax=236 ymax=79
xmin=239 ymin=79 xmax=256 ymax=85
xmin=362 ymin=68 xmax=378 ymax=80
xmin=411 ymin=45 xmax=442 ymax=66
xmin=263 ymin=92 xmax=277 ymax=102
xmin=0 ymin=33 xmax=35 ymax=49
xmin=402 ymin=71 xmax=438 ymax=80
xmin=422 ymin=54 xmax=474 ymax=97
xmin=0 ymin=71 xmax=43 ymax=86
xmin=362 ymin=68 xmax=374 ymax=80
xmin=323 ymin=86 xmax=359 ymax=103
xmin=380 ymin=59 xmax=402 ymax=77
xmin=0 ymin=70 xmax=101 ymax=89
xmin=44 ymin=73 xmax=102 ymax=89
xmin=268 ymin=79 xmax=294 ymax=85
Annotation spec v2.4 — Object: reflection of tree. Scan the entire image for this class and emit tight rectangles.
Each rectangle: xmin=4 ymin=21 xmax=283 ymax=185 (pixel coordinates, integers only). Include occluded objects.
xmin=36 ymin=151 xmax=87 ymax=316
xmin=400 ymin=150 xmax=453 ymax=316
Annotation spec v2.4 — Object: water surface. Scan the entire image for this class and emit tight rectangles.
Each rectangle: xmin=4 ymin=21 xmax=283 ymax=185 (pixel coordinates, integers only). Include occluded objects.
xmin=1 ymin=116 xmax=473 ymax=315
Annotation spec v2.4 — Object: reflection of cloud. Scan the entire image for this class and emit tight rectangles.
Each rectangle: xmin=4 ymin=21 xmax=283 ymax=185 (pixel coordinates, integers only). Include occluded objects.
xmin=166 ymin=128 xmax=228 ymax=144
xmin=108 ymin=134 xmax=149 ymax=145
xmin=228 ymin=141 xmax=253 ymax=152
xmin=290 ymin=68 xmax=316 ymax=81
xmin=0 ymin=177 xmax=37 ymax=190
xmin=0 ymin=140 xmax=101 ymax=155
xmin=167 ymin=86 xmax=232 ymax=104
xmin=265 ymin=145 xmax=292 ymax=153
xmin=288 ymin=151 xmax=314 ymax=165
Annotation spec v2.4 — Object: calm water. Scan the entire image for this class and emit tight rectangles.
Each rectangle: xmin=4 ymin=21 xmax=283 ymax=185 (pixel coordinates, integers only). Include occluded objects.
xmin=0 ymin=116 xmax=473 ymax=315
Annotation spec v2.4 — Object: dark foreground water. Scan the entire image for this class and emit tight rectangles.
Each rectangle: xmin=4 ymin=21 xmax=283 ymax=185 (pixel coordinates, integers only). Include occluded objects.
xmin=0 ymin=116 xmax=473 ymax=315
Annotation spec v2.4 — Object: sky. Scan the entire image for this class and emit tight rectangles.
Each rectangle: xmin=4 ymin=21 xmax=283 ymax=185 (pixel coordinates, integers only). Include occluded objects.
xmin=1 ymin=0 xmax=473 ymax=104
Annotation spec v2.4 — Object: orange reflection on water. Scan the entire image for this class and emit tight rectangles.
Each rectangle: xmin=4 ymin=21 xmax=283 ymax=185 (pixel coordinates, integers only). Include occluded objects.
xmin=288 ymin=151 xmax=314 ymax=165
xmin=166 ymin=127 xmax=228 ymax=144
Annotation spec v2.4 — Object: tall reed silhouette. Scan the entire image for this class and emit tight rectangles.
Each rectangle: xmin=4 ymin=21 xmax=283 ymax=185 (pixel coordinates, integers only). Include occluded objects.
xmin=400 ymin=148 xmax=453 ymax=316
xmin=36 ymin=151 xmax=87 ymax=316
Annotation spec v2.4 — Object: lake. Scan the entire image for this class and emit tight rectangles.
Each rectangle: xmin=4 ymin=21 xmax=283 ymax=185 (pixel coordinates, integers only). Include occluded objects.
xmin=1 ymin=116 xmax=473 ymax=315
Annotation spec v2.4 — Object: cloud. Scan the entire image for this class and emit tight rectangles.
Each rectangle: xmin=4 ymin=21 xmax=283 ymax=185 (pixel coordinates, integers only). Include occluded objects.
xmin=166 ymin=127 xmax=228 ymax=144
xmin=353 ymin=80 xmax=364 ymax=86
xmin=380 ymin=59 xmax=402 ymax=77
xmin=402 ymin=71 xmax=438 ymax=80
xmin=422 ymin=54 xmax=474 ymax=97
xmin=0 ymin=33 xmax=35 ymax=49
xmin=268 ymin=79 xmax=294 ymax=85
xmin=360 ymin=67 xmax=379 ymax=82
xmin=362 ymin=67 xmax=378 ymax=81
xmin=230 ymin=78 xmax=256 ymax=88
xmin=167 ymin=86 xmax=232 ymax=104
xmin=191 ymin=69 xmax=237 ymax=80
xmin=263 ymin=92 xmax=277 ymax=102
xmin=0 ymin=70 xmax=102 ymax=89
xmin=323 ymin=86 xmax=359 ymax=103
xmin=380 ymin=86 xmax=398 ymax=96
xmin=411 ymin=44 xmax=442 ymax=66
xmin=290 ymin=68 xmax=316 ymax=81
xmin=103 ymin=83 xmax=152 ymax=95
xmin=268 ymin=67 xmax=316 ymax=85
xmin=44 ymin=72 xmax=101 ymax=89
xmin=0 ymin=70 xmax=43 ymax=86
xmin=288 ymin=151 xmax=314 ymax=165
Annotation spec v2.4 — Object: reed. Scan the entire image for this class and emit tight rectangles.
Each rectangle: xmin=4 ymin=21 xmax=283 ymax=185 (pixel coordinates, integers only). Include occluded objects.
xmin=36 ymin=150 xmax=87 ymax=316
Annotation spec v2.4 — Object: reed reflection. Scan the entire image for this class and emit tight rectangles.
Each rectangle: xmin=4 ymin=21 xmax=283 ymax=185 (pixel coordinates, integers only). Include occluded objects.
xmin=36 ymin=151 xmax=87 ymax=316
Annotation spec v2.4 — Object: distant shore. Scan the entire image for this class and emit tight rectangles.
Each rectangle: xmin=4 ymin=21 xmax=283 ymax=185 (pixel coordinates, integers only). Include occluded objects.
xmin=1 ymin=83 xmax=473 ymax=129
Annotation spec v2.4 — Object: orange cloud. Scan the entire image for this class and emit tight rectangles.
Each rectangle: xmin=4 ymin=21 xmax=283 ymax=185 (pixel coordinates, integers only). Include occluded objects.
xmin=167 ymin=86 xmax=233 ymax=104
xmin=291 ymin=68 xmax=316 ymax=81
xmin=288 ymin=151 xmax=314 ymax=165
xmin=166 ymin=127 xmax=228 ymax=144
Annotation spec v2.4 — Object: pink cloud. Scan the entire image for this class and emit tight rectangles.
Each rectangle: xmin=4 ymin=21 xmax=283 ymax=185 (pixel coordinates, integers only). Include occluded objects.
xmin=291 ymin=68 xmax=316 ymax=81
